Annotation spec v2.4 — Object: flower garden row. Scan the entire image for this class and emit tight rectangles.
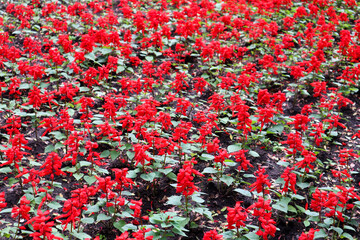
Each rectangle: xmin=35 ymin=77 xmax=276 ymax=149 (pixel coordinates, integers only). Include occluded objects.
xmin=0 ymin=0 xmax=360 ymax=239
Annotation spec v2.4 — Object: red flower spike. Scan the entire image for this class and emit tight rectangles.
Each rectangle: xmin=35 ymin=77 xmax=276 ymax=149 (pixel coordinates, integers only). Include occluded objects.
xmin=203 ymin=230 xmax=223 ymax=240
xmin=249 ymin=167 xmax=271 ymax=194
xmin=0 ymin=192 xmax=7 ymax=211
xmin=176 ymin=159 xmax=204 ymax=197
xmin=39 ymin=152 xmax=66 ymax=180
xmin=299 ymin=228 xmax=319 ymax=240
xmin=11 ymin=196 xmax=31 ymax=221
xmin=280 ymin=167 xmax=297 ymax=194
xmin=226 ymin=201 xmax=247 ymax=230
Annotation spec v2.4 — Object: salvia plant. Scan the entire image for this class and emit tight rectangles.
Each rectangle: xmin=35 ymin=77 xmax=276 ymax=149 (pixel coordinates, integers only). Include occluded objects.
xmin=0 ymin=0 xmax=360 ymax=239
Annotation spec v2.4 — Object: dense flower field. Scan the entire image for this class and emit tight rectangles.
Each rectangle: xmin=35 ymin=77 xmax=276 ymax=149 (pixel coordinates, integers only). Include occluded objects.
xmin=0 ymin=0 xmax=360 ymax=239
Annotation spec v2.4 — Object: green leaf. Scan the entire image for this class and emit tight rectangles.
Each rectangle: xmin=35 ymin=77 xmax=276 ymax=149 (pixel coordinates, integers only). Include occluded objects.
xmin=86 ymin=205 xmax=100 ymax=213
xmin=0 ymin=167 xmax=12 ymax=173
xmin=116 ymin=66 xmax=125 ymax=73
xmin=110 ymin=150 xmax=120 ymax=160
xmin=48 ymin=201 xmax=62 ymax=210
xmin=166 ymin=195 xmax=182 ymax=206
xmin=224 ymin=159 xmax=236 ymax=167
xmin=145 ymin=56 xmax=153 ymax=61
xmin=248 ymin=151 xmax=260 ymax=157
xmin=202 ymin=167 xmax=218 ymax=174
xmin=158 ymin=168 xmax=172 ymax=175
xmin=227 ymin=144 xmax=242 ymax=153
xmin=70 ymin=232 xmax=92 ymax=240
xmin=113 ymin=220 xmax=126 ymax=230
xmin=304 ymin=220 xmax=310 ymax=227
xmin=140 ymin=172 xmax=156 ymax=182
xmin=85 ymin=52 xmax=96 ymax=61
xmin=272 ymin=197 xmax=291 ymax=213
xmin=342 ymin=233 xmax=354 ymax=240
xmin=234 ymin=188 xmax=252 ymax=197
xmin=199 ymin=153 xmax=214 ymax=160
xmin=305 ymin=210 xmax=319 ymax=217
xmin=330 ymin=131 xmax=338 ymax=137
xmin=51 ymin=131 xmax=66 ymax=140
xmin=288 ymin=205 xmax=297 ymax=213
xmin=19 ymin=83 xmax=30 ymax=90
xmin=55 ymin=142 xmax=64 ymax=149
xmin=220 ymin=175 xmax=234 ymax=186
xmin=172 ymin=227 xmax=188 ymax=237
xmin=296 ymin=182 xmax=310 ymax=189
xmin=127 ymin=151 xmax=135 ymax=160
xmin=267 ymin=125 xmax=284 ymax=134
xmin=329 ymin=226 xmax=343 ymax=236
xmin=292 ymin=194 xmax=305 ymax=200
xmin=167 ymin=172 xmax=177 ymax=181
xmin=8 ymin=177 xmax=18 ymax=186
xmin=79 ymin=161 xmax=91 ymax=167
xmin=98 ymin=48 xmax=113 ymax=55
xmin=44 ymin=145 xmax=55 ymax=153
xmin=191 ymin=194 xmax=204 ymax=203
xmin=97 ymin=213 xmax=112 ymax=221
xmin=73 ymin=173 xmax=84 ymax=181
xmin=127 ymin=169 xmax=138 ymax=179
xmin=344 ymin=225 xmax=356 ymax=232
xmin=244 ymin=232 xmax=259 ymax=240
xmin=314 ymin=229 xmax=327 ymax=239
xmin=84 ymin=175 xmax=97 ymax=185
xmin=81 ymin=217 xmax=95 ymax=224
xmin=79 ymin=87 xmax=89 ymax=92
xmin=100 ymin=150 xmax=110 ymax=158
xmin=122 ymin=224 xmax=137 ymax=231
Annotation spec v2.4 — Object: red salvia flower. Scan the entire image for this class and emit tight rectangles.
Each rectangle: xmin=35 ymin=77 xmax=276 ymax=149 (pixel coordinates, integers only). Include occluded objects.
xmin=255 ymin=106 xmax=278 ymax=131
xmin=11 ymin=196 xmax=31 ymax=221
xmin=214 ymin=148 xmax=229 ymax=165
xmin=176 ymin=159 xmax=204 ymax=197
xmin=2 ymin=116 xmax=21 ymax=139
xmin=172 ymin=121 xmax=192 ymax=143
xmin=209 ymin=93 xmax=225 ymax=111
xmin=310 ymin=188 xmax=328 ymax=212
xmin=250 ymin=167 xmax=271 ymax=195
xmin=39 ymin=117 xmax=58 ymax=136
xmin=85 ymin=141 xmax=103 ymax=167
xmin=25 ymin=209 xmax=62 ymax=240
xmin=257 ymin=216 xmax=277 ymax=240
xmin=280 ymin=167 xmax=297 ymax=194
xmin=171 ymin=72 xmax=189 ymax=93
xmin=193 ymin=77 xmax=209 ymax=94
xmin=309 ymin=123 xmax=325 ymax=146
xmin=0 ymin=192 xmax=7 ymax=211
xmin=132 ymin=228 xmax=153 ymax=240
xmin=24 ymin=85 xmax=43 ymax=109
xmin=112 ymin=168 xmax=134 ymax=192
xmin=39 ymin=152 xmax=65 ymax=180
xmin=295 ymin=150 xmax=317 ymax=173
xmin=133 ymin=144 xmax=153 ymax=167
xmin=248 ymin=197 xmax=276 ymax=240
xmin=288 ymin=114 xmax=310 ymax=132
xmin=323 ymin=114 xmax=346 ymax=131
xmin=281 ymin=132 xmax=304 ymax=155
xmin=58 ymin=83 xmax=79 ymax=102
xmin=226 ymin=201 xmax=247 ymax=230
xmin=1 ymin=133 xmax=31 ymax=171
xmin=310 ymin=81 xmax=326 ymax=97
xmin=232 ymin=150 xmax=252 ymax=171
xmin=155 ymin=112 xmax=172 ymax=131
xmin=299 ymin=228 xmax=319 ymax=240
xmin=339 ymin=148 xmax=359 ymax=166
xmin=203 ymin=230 xmax=223 ymax=240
